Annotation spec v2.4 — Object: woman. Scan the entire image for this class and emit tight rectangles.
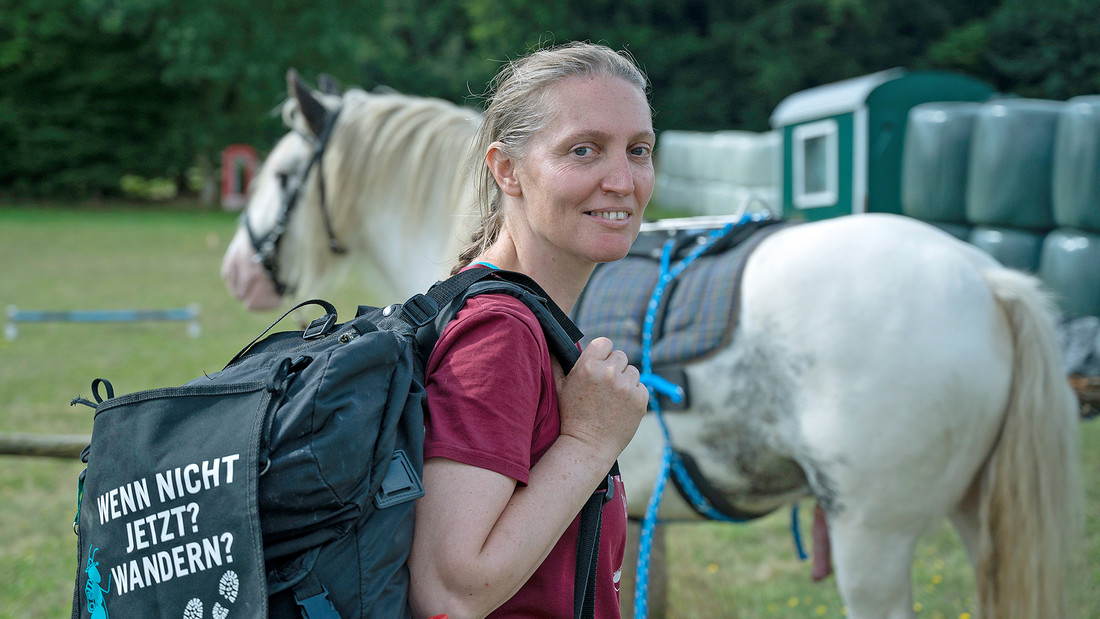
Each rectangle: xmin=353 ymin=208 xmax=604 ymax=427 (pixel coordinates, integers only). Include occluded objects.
xmin=407 ymin=42 xmax=655 ymax=618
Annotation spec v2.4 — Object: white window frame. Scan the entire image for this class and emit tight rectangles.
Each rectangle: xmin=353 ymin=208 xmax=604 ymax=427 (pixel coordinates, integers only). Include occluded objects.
xmin=791 ymin=119 xmax=839 ymax=209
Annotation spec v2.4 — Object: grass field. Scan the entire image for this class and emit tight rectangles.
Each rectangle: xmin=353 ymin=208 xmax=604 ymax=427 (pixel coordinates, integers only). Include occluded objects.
xmin=1 ymin=204 xmax=1097 ymax=618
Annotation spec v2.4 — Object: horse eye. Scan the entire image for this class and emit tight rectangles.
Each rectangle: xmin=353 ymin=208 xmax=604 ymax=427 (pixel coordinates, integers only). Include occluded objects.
xmin=276 ymin=172 xmax=289 ymax=190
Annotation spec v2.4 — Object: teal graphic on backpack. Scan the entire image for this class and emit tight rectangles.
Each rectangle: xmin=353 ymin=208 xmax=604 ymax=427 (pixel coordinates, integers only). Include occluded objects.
xmin=83 ymin=545 xmax=111 ymax=618
xmin=71 ymin=269 xmax=607 ymax=618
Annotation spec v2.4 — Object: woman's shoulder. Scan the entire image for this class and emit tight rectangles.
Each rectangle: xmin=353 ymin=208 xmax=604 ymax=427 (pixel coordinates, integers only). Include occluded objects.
xmin=429 ymin=293 xmax=549 ymax=366
xmin=451 ymin=293 xmax=544 ymax=335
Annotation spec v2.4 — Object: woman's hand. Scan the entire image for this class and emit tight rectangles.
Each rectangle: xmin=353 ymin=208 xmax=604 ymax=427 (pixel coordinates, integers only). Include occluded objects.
xmin=555 ymin=336 xmax=649 ymax=460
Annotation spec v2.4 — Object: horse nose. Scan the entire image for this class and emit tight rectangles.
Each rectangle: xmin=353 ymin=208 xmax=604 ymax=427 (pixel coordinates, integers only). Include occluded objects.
xmin=222 ymin=230 xmax=283 ymax=310
xmin=221 ymin=231 xmax=249 ymax=300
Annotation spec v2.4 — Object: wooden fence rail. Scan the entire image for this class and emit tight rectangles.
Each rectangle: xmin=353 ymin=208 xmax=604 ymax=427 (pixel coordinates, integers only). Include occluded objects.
xmin=0 ymin=433 xmax=89 ymax=459
xmin=0 ymin=378 xmax=1095 ymax=460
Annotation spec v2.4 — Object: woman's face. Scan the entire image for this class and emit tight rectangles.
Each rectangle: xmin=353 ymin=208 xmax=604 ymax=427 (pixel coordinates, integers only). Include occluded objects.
xmin=508 ymin=75 xmax=655 ymax=267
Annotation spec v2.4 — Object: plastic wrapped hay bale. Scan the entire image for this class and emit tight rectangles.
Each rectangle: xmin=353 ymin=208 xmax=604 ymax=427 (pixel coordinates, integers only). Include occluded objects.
xmin=655 ymin=131 xmax=691 ymax=179
xmin=966 ymin=99 xmax=1065 ymax=230
xmin=1038 ymin=228 xmax=1100 ymax=317
xmin=653 ymin=173 xmax=699 ymax=212
xmin=968 ymin=225 xmax=1044 ymax=272
xmin=699 ymin=180 xmax=732 ymax=215
xmin=712 ymin=130 xmax=779 ymax=187
xmin=653 ymin=172 xmax=680 ymax=210
xmin=1052 ymin=96 xmax=1100 ymax=233
xmin=929 ymin=221 xmax=971 ymax=242
xmin=902 ymin=102 xmax=983 ymax=224
xmin=684 ymin=132 xmax=714 ymax=182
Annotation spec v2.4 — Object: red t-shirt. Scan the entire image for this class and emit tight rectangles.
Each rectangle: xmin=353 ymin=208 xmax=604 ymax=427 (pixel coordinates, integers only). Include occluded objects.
xmin=424 ymin=293 xmax=628 ymax=618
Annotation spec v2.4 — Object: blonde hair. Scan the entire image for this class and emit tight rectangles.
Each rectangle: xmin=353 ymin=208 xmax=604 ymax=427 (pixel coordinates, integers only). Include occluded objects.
xmin=452 ymin=41 xmax=651 ymax=273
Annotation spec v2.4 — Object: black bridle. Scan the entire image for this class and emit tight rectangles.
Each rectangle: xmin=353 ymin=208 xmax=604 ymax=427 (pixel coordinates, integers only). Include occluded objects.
xmin=243 ymin=107 xmax=346 ymax=296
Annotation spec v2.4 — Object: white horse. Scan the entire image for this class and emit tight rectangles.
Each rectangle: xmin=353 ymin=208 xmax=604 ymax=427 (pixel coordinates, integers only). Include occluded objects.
xmin=222 ymin=70 xmax=480 ymax=310
xmin=222 ymin=72 xmax=1084 ymax=619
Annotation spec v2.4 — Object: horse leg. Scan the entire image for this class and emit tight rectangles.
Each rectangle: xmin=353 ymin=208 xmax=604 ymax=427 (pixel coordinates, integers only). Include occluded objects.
xmin=827 ymin=516 xmax=919 ymax=619
xmin=620 ymin=520 xmax=667 ymax=619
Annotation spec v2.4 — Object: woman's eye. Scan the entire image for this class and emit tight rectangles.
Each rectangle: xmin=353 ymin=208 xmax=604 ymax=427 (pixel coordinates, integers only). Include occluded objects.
xmin=573 ymin=147 xmax=591 ymax=157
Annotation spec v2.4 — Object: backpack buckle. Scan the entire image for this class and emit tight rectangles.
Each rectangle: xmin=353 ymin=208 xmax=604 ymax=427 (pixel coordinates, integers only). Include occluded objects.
xmin=399 ymin=294 xmax=439 ymax=328
xmin=599 ymin=473 xmax=615 ymax=504
xmin=292 ymin=575 xmax=339 ymax=618
xmin=302 ymin=313 xmax=337 ymax=339
xmin=375 ymin=450 xmax=425 ymax=509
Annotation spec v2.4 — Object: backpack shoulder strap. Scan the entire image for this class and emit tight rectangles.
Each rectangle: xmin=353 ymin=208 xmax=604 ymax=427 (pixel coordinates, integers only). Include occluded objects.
xmin=575 ymin=461 xmax=620 ymax=619
xmin=406 ymin=269 xmax=583 ymax=372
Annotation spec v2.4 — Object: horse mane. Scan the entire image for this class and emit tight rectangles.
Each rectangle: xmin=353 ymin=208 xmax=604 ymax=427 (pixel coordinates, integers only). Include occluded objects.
xmin=277 ymin=87 xmax=482 ymax=300
xmin=327 ymin=88 xmax=482 ymax=226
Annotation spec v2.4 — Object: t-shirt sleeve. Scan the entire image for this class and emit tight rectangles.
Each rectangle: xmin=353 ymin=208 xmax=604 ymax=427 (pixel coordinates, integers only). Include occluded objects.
xmin=422 ymin=296 xmax=549 ymax=484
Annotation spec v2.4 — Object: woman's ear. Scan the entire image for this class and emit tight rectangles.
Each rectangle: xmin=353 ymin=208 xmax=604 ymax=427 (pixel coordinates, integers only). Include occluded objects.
xmin=487 ymin=144 xmax=522 ymax=197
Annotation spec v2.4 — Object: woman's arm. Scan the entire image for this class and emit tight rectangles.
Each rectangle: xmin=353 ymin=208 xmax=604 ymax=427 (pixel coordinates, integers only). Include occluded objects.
xmin=408 ymin=337 xmax=647 ymax=619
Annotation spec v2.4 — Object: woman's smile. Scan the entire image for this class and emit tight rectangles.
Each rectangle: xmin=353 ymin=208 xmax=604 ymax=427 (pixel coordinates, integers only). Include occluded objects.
xmin=586 ymin=210 xmax=631 ymax=221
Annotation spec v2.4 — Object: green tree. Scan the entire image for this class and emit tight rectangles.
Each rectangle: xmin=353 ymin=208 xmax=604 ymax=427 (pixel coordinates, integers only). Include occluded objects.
xmin=6 ymin=0 xmax=1100 ymax=198
xmin=81 ymin=0 xmax=381 ymax=174
xmin=983 ymin=0 xmax=1100 ymax=100
xmin=0 ymin=0 xmax=190 ymax=195
xmin=0 ymin=0 xmax=379 ymax=197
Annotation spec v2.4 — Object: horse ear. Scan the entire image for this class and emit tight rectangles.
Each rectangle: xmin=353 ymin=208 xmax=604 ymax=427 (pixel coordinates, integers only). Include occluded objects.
xmin=318 ymin=74 xmax=341 ymax=96
xmin=287 ymin=68 xmax=329 ymax=138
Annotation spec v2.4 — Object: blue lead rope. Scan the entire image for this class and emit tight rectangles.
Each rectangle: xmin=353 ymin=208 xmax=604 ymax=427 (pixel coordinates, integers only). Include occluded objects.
xmin=792 ymin=503 xmax=808 ymax=560
xmin=632 ymin=215 xmax=805 ymax=619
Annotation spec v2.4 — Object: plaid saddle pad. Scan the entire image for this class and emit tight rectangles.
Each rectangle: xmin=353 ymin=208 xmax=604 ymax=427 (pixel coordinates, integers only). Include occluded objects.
xmin=573 ymin=218 xmax=789 ymax=405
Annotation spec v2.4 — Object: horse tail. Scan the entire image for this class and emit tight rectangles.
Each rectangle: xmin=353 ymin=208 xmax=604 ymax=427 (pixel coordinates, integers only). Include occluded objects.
xmin=975 ymin=268 xmax=1084 ymax=619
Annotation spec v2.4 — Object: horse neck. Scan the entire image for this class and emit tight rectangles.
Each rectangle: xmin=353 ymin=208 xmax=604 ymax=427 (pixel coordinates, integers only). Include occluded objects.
xmin=364 ymin=195 xmax=473 ymax=299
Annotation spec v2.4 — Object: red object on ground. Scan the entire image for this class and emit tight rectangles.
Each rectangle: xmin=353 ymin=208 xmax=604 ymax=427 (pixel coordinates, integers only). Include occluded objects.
xmin=220 ymin=144 xmax=259 ymax=211
xmin=812 ymin=503 xmax=833 ymax=582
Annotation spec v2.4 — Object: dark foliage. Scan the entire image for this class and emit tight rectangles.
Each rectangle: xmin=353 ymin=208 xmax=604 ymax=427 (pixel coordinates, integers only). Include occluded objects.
xmin=0 ymin=0 xmax=1094 ymax=198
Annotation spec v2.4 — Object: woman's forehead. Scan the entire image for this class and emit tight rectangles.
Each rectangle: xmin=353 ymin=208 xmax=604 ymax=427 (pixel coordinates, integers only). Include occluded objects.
xmin=539 ymin=75 xmax=653 ymax=138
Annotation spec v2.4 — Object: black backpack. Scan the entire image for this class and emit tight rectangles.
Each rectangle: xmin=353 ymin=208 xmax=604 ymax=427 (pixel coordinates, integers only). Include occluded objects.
xmin=71 ymin=268 xmax=613 ymax=619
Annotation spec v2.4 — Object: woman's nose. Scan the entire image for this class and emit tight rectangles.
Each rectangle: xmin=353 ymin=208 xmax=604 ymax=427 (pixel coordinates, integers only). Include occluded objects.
xmin=601 ymin=152 xmax=635 ymax=196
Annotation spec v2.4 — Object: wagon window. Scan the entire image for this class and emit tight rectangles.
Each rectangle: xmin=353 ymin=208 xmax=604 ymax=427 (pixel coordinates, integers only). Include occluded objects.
xmin=792 ymin=119 xmax=838 ymax=208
